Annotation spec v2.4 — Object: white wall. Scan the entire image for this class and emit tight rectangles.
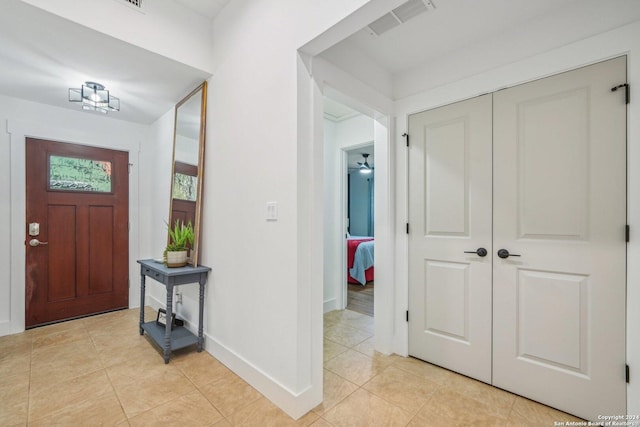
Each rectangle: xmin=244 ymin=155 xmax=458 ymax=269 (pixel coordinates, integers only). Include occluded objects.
xmin=200 ymin=0 xmax=378 ymax=418
xmin=393 ymin=20 xmax=640 ymax=416
xmin=349 ymin=171 xmax=372 ymax=236
xmin=0 ymin=94 xmax=149 ymax=336
xmin=323 ymin=115 xmax=373 ymax=312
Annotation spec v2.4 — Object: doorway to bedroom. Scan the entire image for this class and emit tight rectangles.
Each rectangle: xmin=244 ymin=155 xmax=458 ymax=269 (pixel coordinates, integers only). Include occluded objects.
xmin=322 ymin=95 xmax=376 ymax=319
xmin=345 ymin=146 xmax=374 ymax=316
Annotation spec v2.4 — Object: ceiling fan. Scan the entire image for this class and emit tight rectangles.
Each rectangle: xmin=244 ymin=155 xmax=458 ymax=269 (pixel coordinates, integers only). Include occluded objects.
xmin=358 ymin=153 xmax=373 ymax=174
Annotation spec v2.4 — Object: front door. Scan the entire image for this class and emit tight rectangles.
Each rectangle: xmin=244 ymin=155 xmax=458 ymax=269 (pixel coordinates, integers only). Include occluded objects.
xmin=408 ymin=56 xmax=627 ymax=420
xmin=26 ymin=138 xmax=129 ymax=327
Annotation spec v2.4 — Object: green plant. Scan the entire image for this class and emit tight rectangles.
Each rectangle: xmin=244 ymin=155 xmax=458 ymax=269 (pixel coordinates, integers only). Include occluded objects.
xmin=165 ymin=219 xmax=194 ymax=252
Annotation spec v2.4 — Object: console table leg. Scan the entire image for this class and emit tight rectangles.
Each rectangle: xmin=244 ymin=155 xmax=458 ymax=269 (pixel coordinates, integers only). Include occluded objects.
xmin=164 ymin=285 xmax=173 ymax=364
xmin=139 ymin=273 xmax=146 ymax=335
xmin=198 ymin=279 xmax=205 ymax=352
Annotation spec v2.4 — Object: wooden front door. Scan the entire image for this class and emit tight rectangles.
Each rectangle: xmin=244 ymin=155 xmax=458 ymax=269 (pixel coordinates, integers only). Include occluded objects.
xmin=26 ymin=138 xmax=129 ymax=327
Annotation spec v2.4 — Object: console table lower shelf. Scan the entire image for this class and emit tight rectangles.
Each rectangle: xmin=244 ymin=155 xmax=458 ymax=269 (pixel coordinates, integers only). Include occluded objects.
xmin=141 ymin=321 xmax=199 ymax=351
xmin=137 ymin=259 xmax=211 ymax=363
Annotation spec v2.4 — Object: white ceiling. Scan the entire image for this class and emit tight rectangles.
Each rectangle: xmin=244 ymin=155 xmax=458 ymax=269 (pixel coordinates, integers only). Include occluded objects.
xmin=321 ymin=0 xmax=640 ymax=99
xmin=174 ymin=0 xmax=231 ymax=19
xmin=323 ymin=97 xmax=360 ymax=122
xmin=0 ymin=0 xmax=212 ymax=124
xmin=4 ymin=0 xmax=640 ymax=126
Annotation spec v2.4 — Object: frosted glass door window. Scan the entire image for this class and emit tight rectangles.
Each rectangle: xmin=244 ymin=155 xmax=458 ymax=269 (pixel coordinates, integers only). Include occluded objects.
xmin=49 ymin=155 xmax=112 ymax=192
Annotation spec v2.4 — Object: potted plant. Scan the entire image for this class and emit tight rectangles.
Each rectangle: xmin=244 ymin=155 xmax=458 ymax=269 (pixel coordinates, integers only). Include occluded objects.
xmin=164 ymin=219 xmax=195 ymax=267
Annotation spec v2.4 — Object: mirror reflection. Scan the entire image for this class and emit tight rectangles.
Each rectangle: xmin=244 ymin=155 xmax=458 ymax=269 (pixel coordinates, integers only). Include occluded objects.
xmin=169 ymin=82 xmax=207 ymax=267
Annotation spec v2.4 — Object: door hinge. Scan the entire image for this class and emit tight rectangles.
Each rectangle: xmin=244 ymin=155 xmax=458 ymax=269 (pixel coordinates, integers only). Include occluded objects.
xmin=406 ymin=310 xmax=409 ymax=322
xmin=406 ymin=223 xmax=409 ymax=234
xmin=626 ymin=364 xmax=630 ymax=383
xmin=611 ymin=83 xmax=630 ymax=104
xmin=402 ymin=133 xmax=409 ymax=147
xmin=626 ymin=225 xmax=630 ymax=242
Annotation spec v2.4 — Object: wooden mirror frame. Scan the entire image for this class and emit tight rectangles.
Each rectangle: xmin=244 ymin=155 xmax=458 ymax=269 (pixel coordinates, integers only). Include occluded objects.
xmin=168 ymin=81 xmax=207 ymax=267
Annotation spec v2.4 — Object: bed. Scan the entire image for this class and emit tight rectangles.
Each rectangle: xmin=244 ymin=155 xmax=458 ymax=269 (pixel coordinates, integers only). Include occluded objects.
xmin=347 ymin=237 xmax=374 ymax=285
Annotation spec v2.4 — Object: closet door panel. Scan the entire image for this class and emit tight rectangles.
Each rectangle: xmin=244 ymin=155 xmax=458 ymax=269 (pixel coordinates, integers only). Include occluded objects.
xmin=492 ymin=56 xmax=627 ymax=420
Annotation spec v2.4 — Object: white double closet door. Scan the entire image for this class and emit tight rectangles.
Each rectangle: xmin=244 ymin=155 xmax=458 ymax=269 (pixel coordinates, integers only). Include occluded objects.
xmin=408 ymin=57 xmax=627 ymax=420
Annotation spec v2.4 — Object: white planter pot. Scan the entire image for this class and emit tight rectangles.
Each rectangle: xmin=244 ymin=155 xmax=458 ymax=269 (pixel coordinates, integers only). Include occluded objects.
xmin=166 ymin=250 xmax=188 ymax=268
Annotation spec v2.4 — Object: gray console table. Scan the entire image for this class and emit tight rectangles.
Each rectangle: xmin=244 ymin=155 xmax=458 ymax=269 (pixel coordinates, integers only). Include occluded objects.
xmin=137 ymin=259 xmax=211 ymax=363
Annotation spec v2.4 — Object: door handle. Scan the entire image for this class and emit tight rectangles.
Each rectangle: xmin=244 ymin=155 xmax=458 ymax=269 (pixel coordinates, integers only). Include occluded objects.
xmin=464 ymin=248 xmax=488 ymax=257
xmin=29 ymin=239 xmax=49 ymax=247
xmin=497 ymin=249 xmax=520 ymax=259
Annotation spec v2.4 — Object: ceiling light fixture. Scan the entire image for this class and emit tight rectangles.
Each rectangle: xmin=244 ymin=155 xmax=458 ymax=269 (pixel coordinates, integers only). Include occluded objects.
xmin=69 ymin=81 xmax=120 ymax=114
xmin=358 ymin=153 xmax=373 ymax=174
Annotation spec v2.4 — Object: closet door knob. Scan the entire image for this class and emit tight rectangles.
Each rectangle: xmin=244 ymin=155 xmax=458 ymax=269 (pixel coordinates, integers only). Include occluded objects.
xmin=497 ymin=249 xmax=520 ymax=259
xmin=464 ymin=248 xmax=488 ymax=257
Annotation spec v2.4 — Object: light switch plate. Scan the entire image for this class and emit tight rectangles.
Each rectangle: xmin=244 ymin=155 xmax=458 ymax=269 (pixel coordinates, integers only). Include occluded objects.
xmin=266 ymin=202 xmax=278 ymax=221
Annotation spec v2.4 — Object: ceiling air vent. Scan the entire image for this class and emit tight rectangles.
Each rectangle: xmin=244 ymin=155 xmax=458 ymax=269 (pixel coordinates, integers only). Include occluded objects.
xmin=113 ymin=0 xmax=145 ymax=13
xmin=367 ymin=0 xmax=436 ymax=36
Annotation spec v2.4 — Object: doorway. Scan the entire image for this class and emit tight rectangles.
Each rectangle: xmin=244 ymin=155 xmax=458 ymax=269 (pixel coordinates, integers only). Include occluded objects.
xmin=25 ymin=138 xmax=130 ymax=327
xmin=408 ymin=57 xmax=627 ymax=419
xmin=346 ymin=145 xmax=375 ymax=317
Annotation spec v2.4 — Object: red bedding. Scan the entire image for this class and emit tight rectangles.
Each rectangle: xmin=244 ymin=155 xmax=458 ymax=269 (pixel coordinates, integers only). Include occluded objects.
xmin=347 ymin=238 xmax=374 ymax=284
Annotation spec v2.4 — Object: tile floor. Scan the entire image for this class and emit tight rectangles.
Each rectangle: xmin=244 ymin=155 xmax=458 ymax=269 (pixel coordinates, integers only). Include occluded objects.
xmin=0 ymin=307 xmax=583 ymax=426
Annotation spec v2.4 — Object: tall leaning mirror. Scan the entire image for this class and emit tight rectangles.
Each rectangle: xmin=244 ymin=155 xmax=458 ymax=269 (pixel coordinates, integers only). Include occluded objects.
xmin=168 ymin=81 xmax=207 ymax=267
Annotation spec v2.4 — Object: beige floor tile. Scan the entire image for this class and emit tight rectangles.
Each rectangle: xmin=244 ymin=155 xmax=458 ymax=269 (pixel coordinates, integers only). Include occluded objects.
xmin=213 ymin=418 xmax=233 ymax=426
xmin=310 ymin=418 xmax=334 ymax=426
xmin=325 ymin=349 xmax=388 ymax=386
xmin=323 ymin=324 xmax=373 ymax=350
xmin=30 ymin=338 xmax=103 ymax=390
xmin=363 ymin=365 xmax=439 ymax=415
xmin=107 ymin=361 xmax=197 ymax=418
xmin=91 ymin=330 xmax=163 ymax=367
xmin=323 ymin=339 xmax=348 ymax=363
xmin=392 ymin=356 xmax=455 ymax=385
xmin=442 ymin=374 xmax=515 ymax=419
xmin=198 ymin=369 xmax=263 ymax=417
xmin=28 ymin=369 xmax=116 ymax=423
xmin=0 ymin=332 xmax=33 ymax=357
xmin=323 ymin=388 xmax=412 ymax=427
xmin=351 ymin=338 xmax=400 ymax=367
xmin=0 ymin=370 xmax=29 ymax=426
xmin=409 ymin=387 xmax=507 ymax=427
xmin=32 ymin=325 xmax=91 ymax=351
xmin=171 ymin=350 xmax=231 ymax=387
xmin=0 ymin=349 xmax=31 ymax=377
xmin=313 ymin=370 xmax=359 ymax=415
xmin=229 ymin=397 xmax=319 ymax=426
xmin=29 ymin=388 xmax=127 ymax=427
xmin=128 ymin=390 xmax=223 ymax=426
xmin=342 ymin=314 xmax=375 ymax=335
xmin=324 ymin=310 xmax=365 ymax=328
xmin=508 ymin=396 xmax=584 ymax=426
xmin=26 ymin=317 xmax=86 ymax=340
xmin=106 ymin=351 xmax=178 ymax=387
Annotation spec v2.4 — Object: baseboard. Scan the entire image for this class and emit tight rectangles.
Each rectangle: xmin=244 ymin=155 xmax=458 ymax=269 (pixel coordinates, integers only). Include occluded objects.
xmin=203 ymin=333 xmax=317 ymax=420
xmin=145 ymin=294 xmax=318 ymax=419
xmin=323 ymin=297 xmax=339 ymax=313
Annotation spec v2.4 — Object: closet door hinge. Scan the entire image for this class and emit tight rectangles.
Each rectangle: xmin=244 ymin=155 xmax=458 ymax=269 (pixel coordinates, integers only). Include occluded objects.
xmin=626 ymin=364 xmax=630 ymax=383
xmin=611 ymin=83 xmax=630 ymax=104
xmin=406 ymin=223 xmax=409 ymax=234
xmin=626 ymin=225 xmax=630 ymax=242
xmin=406 ymin=310 xmax=409 ymax=322
xmin=402 ymin=133 xmax=409 ymax=147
